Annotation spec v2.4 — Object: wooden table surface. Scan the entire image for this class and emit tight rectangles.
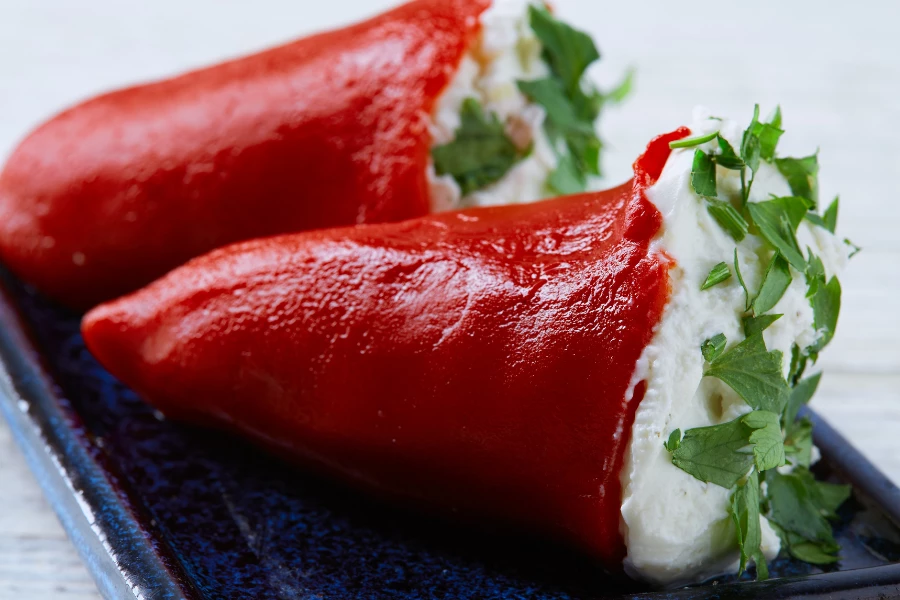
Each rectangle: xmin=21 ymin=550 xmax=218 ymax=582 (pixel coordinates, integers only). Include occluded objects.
xmin=1 ymin=0 xmax=898 ymax=597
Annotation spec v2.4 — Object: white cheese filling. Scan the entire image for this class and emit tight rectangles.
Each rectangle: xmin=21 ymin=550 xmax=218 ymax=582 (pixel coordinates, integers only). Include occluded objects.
xmin=427 ymin=0 xmax=558 ymax=211
xmin=619 ymin=108 xmax=849 ymax=587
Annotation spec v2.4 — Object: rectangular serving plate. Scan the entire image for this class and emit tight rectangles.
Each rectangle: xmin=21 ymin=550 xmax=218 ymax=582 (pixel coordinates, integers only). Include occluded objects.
xmin=2 ymin=267 xmax=900 ymax=600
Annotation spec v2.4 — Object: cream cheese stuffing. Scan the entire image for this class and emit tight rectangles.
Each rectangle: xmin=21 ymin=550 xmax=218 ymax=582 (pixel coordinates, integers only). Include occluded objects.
xmin=621 ymin=107 xmax=853 ymax=586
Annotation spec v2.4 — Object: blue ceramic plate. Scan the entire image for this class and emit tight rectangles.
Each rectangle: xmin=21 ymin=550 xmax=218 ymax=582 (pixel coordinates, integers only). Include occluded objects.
xmin=2 ymin=268 xmax=900 ymax=600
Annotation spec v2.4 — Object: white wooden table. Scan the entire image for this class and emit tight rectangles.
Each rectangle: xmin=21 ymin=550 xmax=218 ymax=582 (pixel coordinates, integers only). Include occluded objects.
xmin=1 ymin=1 xmax=898 ymax=597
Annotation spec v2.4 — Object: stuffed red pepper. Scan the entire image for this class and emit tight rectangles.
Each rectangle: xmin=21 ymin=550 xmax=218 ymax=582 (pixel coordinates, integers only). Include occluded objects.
xmin=82 ymin=109 xmax=853 ymax=585
xmin=0 ymin=0 xmax=623 ymax=309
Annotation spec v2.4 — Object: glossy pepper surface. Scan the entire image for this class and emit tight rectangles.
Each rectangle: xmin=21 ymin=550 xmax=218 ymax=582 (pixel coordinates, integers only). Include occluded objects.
xmin=0 ymin=0 xmax=489 ymax=309
xmin=82 ymin=129 xmax=689 ymax=567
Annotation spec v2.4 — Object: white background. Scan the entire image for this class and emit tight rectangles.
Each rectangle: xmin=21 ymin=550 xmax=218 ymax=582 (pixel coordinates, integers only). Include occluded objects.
xmin=1 ymin=1 xmax=898 ymax=597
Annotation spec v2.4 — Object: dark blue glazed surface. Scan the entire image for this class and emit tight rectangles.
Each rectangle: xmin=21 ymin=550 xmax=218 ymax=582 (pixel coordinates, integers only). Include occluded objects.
xmin=2 ymin=269 xmax=900 ymax=600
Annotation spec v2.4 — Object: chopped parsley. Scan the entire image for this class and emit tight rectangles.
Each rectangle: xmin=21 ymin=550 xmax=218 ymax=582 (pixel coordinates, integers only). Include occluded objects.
xmin=751 ymin=254 xmax=792 ymax=316
xmin=668 ymin=106 xmax=851 ymax=578
xmin=732 ymin=471 xmax=768 ymax=578
xmin=431 ymin=99 xmax=529 ymax=195
xmin=784 ymin=373 xmax=821 ymax=433
xmin=704 ymin=334 xmax=790 ymax=415
xmin=715 ymin=135 xmax=745 ymax=170
xmin=746 ymin=197 xmax=811 ymax=271
xmin=808 ymin=274 xmax=841 ymax=358
xmin=765 ymin=469 xmax=850 ymax=564
xmin=776 ymin=155 xmax=819 ymax=208
xmin=701 ymin=262 xmax=732 ymax=290
xmin=517 ymin=5 xmax=627 ymax=194
xmin=806 ymin=196 xmax=839 ymax=233
xmin=708 ymin=200 xmax=749 ymax=242
xmin=742 ymin=314 xmax=783 ymax=338
xmin=432 ymin=6 xmax=620 ymax=197
xmin=663 ymin=429 xmax=682 ymax=453
xmin=701 ymin=333 xmax=727 ymax=363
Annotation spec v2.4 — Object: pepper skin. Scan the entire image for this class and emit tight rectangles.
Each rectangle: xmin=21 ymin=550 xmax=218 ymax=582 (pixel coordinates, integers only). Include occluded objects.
xmin=0 ymin=0 xmax=489 ymax=310
xmin=82 ymin=129 xmax=689 ymax=567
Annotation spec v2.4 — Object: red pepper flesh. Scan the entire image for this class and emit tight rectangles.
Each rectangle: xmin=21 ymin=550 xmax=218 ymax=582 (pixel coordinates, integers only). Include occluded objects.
xmin=0 ymin=0 xmax=489 ymax=309
xmin=82 ymin=129 xmax=689 ymax=567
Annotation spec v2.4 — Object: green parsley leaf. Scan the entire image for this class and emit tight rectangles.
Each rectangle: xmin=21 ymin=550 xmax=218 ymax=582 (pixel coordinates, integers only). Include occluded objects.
xmin=664 ymin=429 xmax=682 ymax=453
xmin=775 ymin=155 xmax=819 ymax=208
xmin=701 ymin=262 xmax=732 ymax=290
xmin=768 ymin=105 xmax=783 ymax=129
xmin=701 ymin=333 xmax=727 ymax=363
xmin=731 ymin=471 xmax=768 ymax=578
xmin=822 ymin=197 xmax=839 ymax=233
xmin=746 ymin=197 xmax=811 ymax=271
xmin=752 ymin=254 xmax=792 ymax=315
xmin=805 ymin=252 xmax=826 ymax=298
xmin=815 ymin=480 xmax=852 ymax=518
xmin=605 ymin=68 xmax=634 ymax=104
xmin=708 ymin=199 xmax=749 ymax=241
xmin=788 ymin=343 xmax=809 ymax=387
xmin=743 ymin=410 xmax=786 ymax=472
xmin=517 ymin=79 xmax=594 ymax=136
xmin=546 ymin=154 xmax=585 ymax=195
xmin=691 ymin=150 xmax=717 ymax=197
xmin=742 ymin=314 xmax=783 ymax=338
xmin=528 ymin=5 xmax=599 ymax=94
xmin=741 ymin=105 xmax=762 ymax=175
xmin=734 ymin=248 xmax=751 ymax=310
xmin=767 ymin=470 xmax=838 ymax=544
xmin=431 ymin=98 xmax=527 ymax=195
xmin=716 ymin=135 xmax=745 ymax=170
xmin=704 ymin=333 xmax=790 ymax=414
xmin=566 ymin=128 xmax=602 ymax=176
xmin=784 ymin=373 xmax=822 ymax=431
xmin=786 ymin=539 xmax=840 ymax=565
xmin=806 ymin=196 xmax=839 ymax=233
xmin=517 ymin=77 xmax=603 ymax=190
xmin=672 ymin=418 xmax=755 ymax=489
xmin=751 ymin=120 xmax=784 ymax=162
xmin=784 ymin=417 xmax=813 ymax=468
xmin=570 ymin=85 xmax=604 ymax=124
xmin=670 ymin=130 xmax=719 ymax=149
xmin=808 ymin=276 xmax=841 ymax=354
xmin=521 ymin=7 xmax=612 ymax=192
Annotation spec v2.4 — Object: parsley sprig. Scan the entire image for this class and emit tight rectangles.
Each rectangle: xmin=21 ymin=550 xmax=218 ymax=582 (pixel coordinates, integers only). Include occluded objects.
xmin=432 ymin=6 xmax=626 ymax=198
xmin=518 ymin=5 xmax=629 ymax=194
xmin=665 ymin=107 xmax=852 ymax=578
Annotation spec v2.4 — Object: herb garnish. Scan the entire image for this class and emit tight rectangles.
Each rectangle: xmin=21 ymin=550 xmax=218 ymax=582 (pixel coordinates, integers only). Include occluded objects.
xmin=751 ymin=254 xmax=792 ymax=316
xmin=701 ymin=333 xmax=727 ymax=362
xmin=704 ymin=334 xmax=790 ymax=414
xmin=431 ymin=99 xmax=530 ymax=195
xmin=701 ymin=262 xmax=732 ymax=290
xmin=746 ymin=197 xmax=811 ymax=271
xmin=432 ymin=6 xmax=620 ymax=197
xmin=743 ymin=314 xmax=783 ymax=338
xmin=517 ymin=5 xmax=628 ymax=194
xmin=666 ymin=106 xmax=851 ymax=578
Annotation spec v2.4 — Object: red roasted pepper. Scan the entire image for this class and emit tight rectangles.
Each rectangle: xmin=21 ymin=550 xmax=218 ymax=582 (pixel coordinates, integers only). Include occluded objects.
xmin=0 ymin=0 xmax=489 ymax=309
xmin=82 ymin=129 xmax=688 ymax=567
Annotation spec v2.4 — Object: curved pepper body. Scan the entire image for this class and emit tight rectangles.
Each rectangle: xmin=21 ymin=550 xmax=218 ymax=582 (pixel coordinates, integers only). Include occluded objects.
xmin=0 ymin=0 xmax=489 ymax=309
xmin=83 ymin=130 xmax=688 ymax=567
